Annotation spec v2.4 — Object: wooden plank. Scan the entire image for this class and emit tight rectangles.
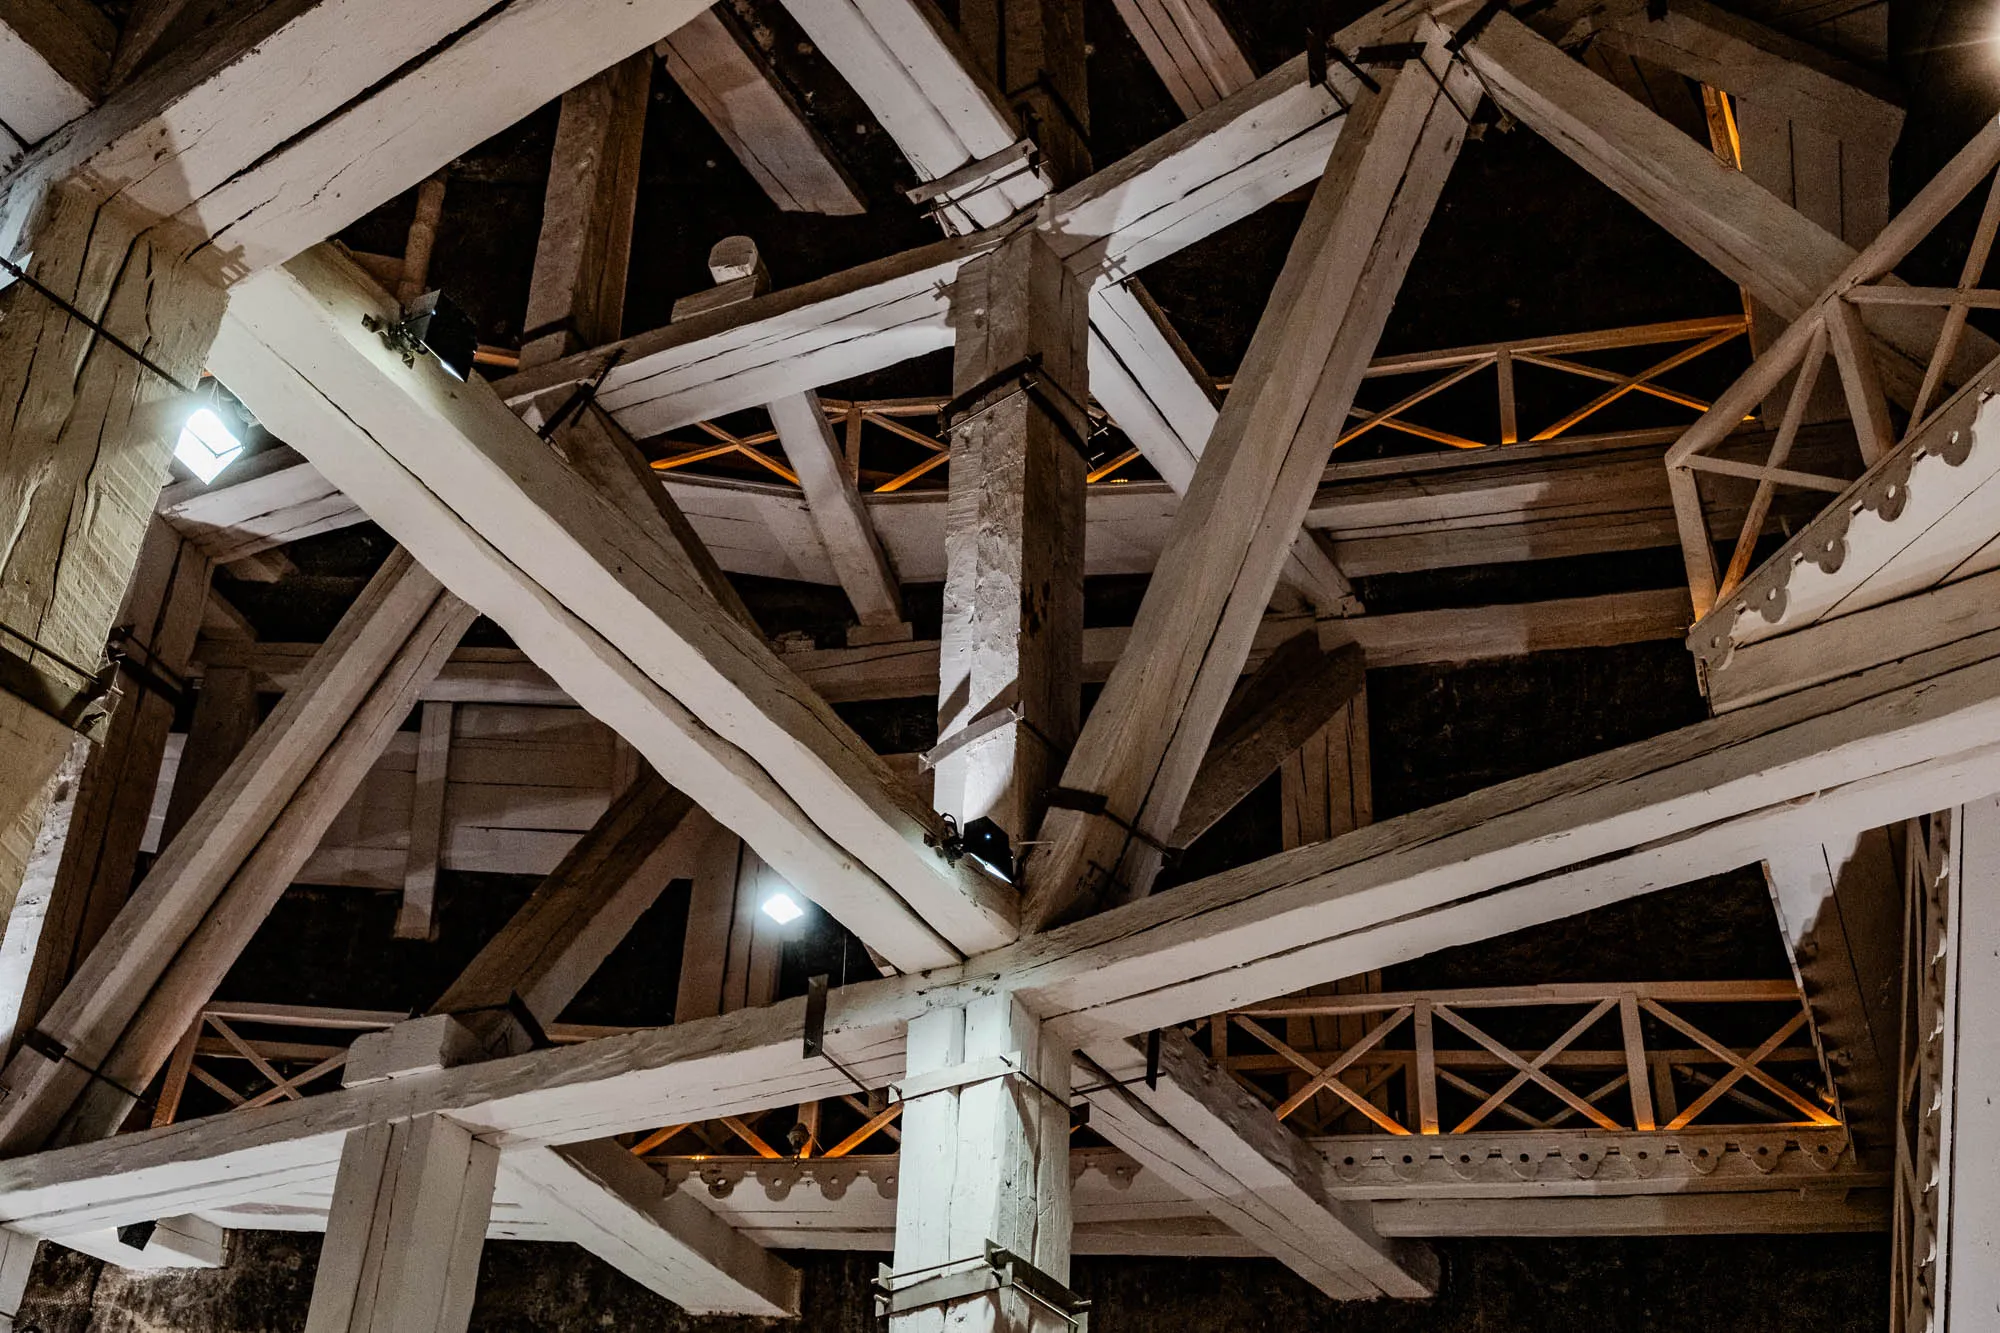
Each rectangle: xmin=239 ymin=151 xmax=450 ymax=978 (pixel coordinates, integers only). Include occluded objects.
xmin=1107 ymin=0 xmax=1254 ymax=117
xmin=1706 ymin=566 xmax=2000 ymax=713
xmin=768 ymin=392 xmax=905 ymax=627
xmin=933 ymin=226 xmax=1088 ymax=839
xmin=202 ymin=586 xmax=1696 ymax=709
xmin=216 ymin=245 xmax=1014 ymax=971
xmin=778 ymin=0 xmax=1040 ymax=228
xmin=519 ymin=51 xmax=651 ymax=370
xmin=1371 ymin=1191 xmax=1887 ymax=1236
xmin=1081 ymin=1030 xmax=1434 ymax=1299
xmin=305 ymin=1115 xmax=496 ymax=1333
xmin=503 ymin=1142 xmax=799 ymax=1316
xmin=658 ymin=8 xmax=864 ymax=216
xmin=157 ymin=447 xmax=360 ymax=566
xmin=0 ymin=0 xmax=713 ymax=283
xmin=395 ymin=701 xmax=453 ymax=941
xmin=1024 ymin=29 xmax=1476 ymax=924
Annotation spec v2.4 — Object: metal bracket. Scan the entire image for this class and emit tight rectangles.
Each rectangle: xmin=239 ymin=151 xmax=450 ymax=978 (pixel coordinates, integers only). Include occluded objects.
xmin=874 ymin=1242 xmax=1091 ymax=1330
xmin=0 ymin=634 xmax=118 ymax=744
xmin=941 ymin=353 xmax=1100 ymax=465
xmin=889 ymin=1050 xmax=1076 ymax=1121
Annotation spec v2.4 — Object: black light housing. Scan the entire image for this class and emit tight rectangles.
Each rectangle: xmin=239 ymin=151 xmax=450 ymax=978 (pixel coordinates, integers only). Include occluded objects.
xmin=401 ymin=290 xmax=480 ymax=381
xmin=960 ymin=815 xmax=1014 ymax=882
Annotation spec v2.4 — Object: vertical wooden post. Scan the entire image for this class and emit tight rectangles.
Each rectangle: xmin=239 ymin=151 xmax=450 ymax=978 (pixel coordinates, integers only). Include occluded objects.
xmin=519 ymin=50 xmax=652 ymax=370
xmin=1619 ymin=991 xmax=1655 ymax=1131
xmin=306 ymin=1114 xmax=498 ymax=1333
xmin=162 ymin=662 xmax=257 ymax=846
xmin=934 ymin=226 xmax=1088 ymax=843
xmin=889 ymin=994 xmax=1071 ymax=1332
xmin=0 ymin=1226 xmax=40 ymax=1333
xmin=396 ymin=700 xmax=453 ymax=940
xmin=0 ymin=183 xmax=225 ymax=938
xmin=395 ymin=173 xmax=449 ymax=307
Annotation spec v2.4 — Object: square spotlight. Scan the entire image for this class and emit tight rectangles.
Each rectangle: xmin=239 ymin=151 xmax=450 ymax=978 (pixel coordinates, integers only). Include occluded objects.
xmin=174 ymin=406 xmax=244 ymax=484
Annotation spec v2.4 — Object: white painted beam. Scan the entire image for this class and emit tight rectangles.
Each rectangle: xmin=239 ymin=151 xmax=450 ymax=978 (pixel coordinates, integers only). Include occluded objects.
xmin=504 ymin=1142 xmax=799 ymax=1316
xmin=214 ymin=245 xmax=1014 ymax=971
xmin=1025 ymin=26 xmax=1476 ymax=922
xmin=0 ymin=0 xmax=712 ymax=281
xmin=1108 ymin=0 xmax=1254 ymax=117
xmin=0 ymin=0 xmax=110 ymax=148
xmin=5 ymin=618 xmax=1998 ymax=1229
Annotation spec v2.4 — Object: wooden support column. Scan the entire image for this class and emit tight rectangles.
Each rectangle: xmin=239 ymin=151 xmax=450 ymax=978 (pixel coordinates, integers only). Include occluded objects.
xmin=888 ymin=994 xmax=1070 ymax=1331
xmin=934 ymin=226 xmax=1088 ymax=842
xmin=306 ymin=1114 xmax=497 ymax=1333
xmin=1023 ymin=31 xmax=1473 ymax=925
xmin=0 ymin=1226 xmax=37 ymax=1331
xmin=7 ymin=520 xmax=209 ymax=1063
xmin=0 ymin=184 xmax=225 ymax=928
xmin=520 ymin=50 xmax=652 ymax=370
xmin=959 ymin=0 xmax=1089 ymax=186
xmin=1763 ymin=828 xmax=1901 ymax=1163
xmin=0 ymin=552 xmax=473 ymax=1152
xmin=1916 ymin=797 xmax=2000 ymax=1330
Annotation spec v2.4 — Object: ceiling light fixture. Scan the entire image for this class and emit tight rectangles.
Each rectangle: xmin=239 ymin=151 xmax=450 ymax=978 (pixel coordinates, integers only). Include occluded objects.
xmin=761 ymin=890 xmax=805 ymax=925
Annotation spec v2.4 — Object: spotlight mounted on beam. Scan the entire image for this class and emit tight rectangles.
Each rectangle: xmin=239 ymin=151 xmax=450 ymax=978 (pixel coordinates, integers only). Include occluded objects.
xmin=172 ymin=379 xmax=256 ymax=485
xmin=761 ymin=889 xmax=806 ymax=925
xmin=363 ymin=289 xmax=480 ymax=381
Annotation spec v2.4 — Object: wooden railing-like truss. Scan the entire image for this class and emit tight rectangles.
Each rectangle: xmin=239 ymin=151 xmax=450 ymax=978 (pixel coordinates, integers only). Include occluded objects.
xmin=151 ymin=982 xmax=1836 ymax=1168
xmin=1204 ymin=980 xmax=1839 ymax=1138
xmin=639 ymin=315 xmax=1748 ymax=493
xmin=1667 ymin=123 xmax=2000 ymax=618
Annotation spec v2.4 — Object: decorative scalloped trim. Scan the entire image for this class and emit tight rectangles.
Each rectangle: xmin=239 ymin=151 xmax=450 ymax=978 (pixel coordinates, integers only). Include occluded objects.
xmin=1690 ymin=379 xmax=1993 ymax=682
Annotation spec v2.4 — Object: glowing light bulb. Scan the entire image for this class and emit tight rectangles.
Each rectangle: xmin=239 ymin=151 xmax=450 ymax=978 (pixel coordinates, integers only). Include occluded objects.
xmin=761 ymin=890 xmax=804 ymax=925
